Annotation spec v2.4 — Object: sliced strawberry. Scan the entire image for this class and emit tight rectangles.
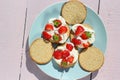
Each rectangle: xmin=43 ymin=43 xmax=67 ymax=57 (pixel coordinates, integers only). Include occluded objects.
xmin=81 ymin=31 xmax=92 ymax=40
xmin=83 ymin=42 xmax=90 ymax=48
xmin=62 ymin=50 xmax=70 ymax=59
xmin=58 ymin=26 xmax=67 ymax=34
xmin=83 ymin=43 xmax=89 ymax=48
xmin=66 ymin=43 xmax=73 ymax=51
xmin=67 ymin=56 xmax=74 ymax=63
xmin=45 ymin=24 xmax=54 ymax=31
xmin=53 ymin=50 xmax=62 ymax=59
xmin=81 ymin=32 xmax=87 ymax=40
xmin=42 ymin=31 xmax=52 ymax=40
xmin=72 ymin=38 xmax=81 ymax=46
xmin=59 ymin=35 xmax=62 ymax=41
xmin=53 ymin=34 xmax=61 ymax=42
xmin=75 ymin=26 xmax=84 ymax=36
xmin=53 ymin=19 xmax=62 ymax=28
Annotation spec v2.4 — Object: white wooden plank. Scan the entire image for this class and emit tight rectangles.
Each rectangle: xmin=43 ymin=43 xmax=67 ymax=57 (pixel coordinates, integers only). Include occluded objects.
xmin=21 ymin=0 xmax=99 ymax=80
xmin=93 ymin=0 xmax=120 ymax=80
xmin=0 ymin=0 xmax=26 ymax=80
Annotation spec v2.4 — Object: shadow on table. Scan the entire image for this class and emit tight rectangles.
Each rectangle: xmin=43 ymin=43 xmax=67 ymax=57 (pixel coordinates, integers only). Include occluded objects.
xmin=25 ymin=38 xmax=98 ymax=80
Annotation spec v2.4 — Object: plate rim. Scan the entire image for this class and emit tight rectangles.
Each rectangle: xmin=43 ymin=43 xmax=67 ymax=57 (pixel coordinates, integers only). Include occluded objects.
xmin=28 ymin=1 xmax=107 ymax=80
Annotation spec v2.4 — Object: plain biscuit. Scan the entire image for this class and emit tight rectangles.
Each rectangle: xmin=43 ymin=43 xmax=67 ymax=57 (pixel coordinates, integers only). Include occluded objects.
xmin=79 ymin=46 xmax=104 ymax=72
xmin=30 ymin=38 xmax=54 ymax=64
xmin=61 ymin=0 xmax=87 ymax=25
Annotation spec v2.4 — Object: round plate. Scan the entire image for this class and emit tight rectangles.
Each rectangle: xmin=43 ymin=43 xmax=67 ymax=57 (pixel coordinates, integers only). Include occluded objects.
xmin=29 ymin=1 xmax=107 ymax=80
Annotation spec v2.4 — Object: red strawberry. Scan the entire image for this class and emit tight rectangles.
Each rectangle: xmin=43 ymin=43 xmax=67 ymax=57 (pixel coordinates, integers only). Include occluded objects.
xmin=62 ymin=50 xmax=70 ymax=59
xmin=45 ymin=24 xmax=54 ymax=31
xmin=81 ymin=32 xmax=88 ymax=40
xmin=42 ymin=31 xmax=52 ymax=40
xmin=62 ymin=58 xmax=67 ymax=62
xmin=67 ymin=56 xmax=74 ymax=63
xmin=83 ymin=42 xmax=90 ymax=48
xmin=53 ymin=50 xmax=62 ymax=59
xmin=58 ymin=26 xmax=67 ymax=34
xmin=53 ymin=19 xmax=62 ymax=27
xmin=66 ymin=43 xmax=73 ymax=51
xmin=72 ymin=38 xmax=81 ymax=46
xmin=81 ymin=31 xmax=92 ymax=40
xmin=75 ymin=26 xmax=84 ymax=36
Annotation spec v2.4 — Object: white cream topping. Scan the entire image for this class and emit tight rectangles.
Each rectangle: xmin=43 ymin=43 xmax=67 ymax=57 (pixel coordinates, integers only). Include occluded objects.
xmin=47 ymin=30 xmax=54 ymax=36
xmin=49 ymin=16 xmax=66 ymax=26
xmin=54 ymin=43 xmax=78 ymax=65
xmin=71 ymin=24 xmax=81 ymax=33
xmin=72 ymin=24 xmax=95 ymax=33
xmin=70 ymin=47 xmax=78 ymax=63
xmin=48 ymin=16 xmax=68 ymax=44
xmin=59 ymin=33 xmax=68 ymax=43
xmin=59 ymin=16 xmax=66 ymax=25
xmin=71 ymin=24 xmax=95 ymax=48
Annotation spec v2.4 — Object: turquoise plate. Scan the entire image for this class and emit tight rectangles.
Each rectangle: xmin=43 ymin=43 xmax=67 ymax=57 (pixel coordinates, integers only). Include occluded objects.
xmin=29 ymin=1 xmax=107 ymax=80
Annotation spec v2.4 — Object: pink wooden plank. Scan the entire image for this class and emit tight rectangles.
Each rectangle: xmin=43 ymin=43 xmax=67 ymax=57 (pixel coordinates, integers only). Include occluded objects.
xmin=21 ymin=0 xmax=99 ymax=80
xmin=93 ymin=0 xmax=120 ymax=80
xmin=0 ymin=0 xmax=26 ymax=80
xmin=80 ymin=0 xmax=99 ymax=13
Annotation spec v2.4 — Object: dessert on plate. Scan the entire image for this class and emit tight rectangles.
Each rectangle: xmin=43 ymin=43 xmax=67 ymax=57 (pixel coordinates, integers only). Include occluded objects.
xmin=29 ymin=0 xmax=105 ymax=74
xmin=70 ymin=24 xmax=95 ymax=48
xmin=53 ymin=42 xmax=79 ymax=68
xmin=42 ymin=16 xmax=70 ymax=44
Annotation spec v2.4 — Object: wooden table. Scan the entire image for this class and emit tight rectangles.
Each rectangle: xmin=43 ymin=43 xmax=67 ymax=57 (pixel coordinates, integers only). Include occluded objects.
xmin=0 ymin=0 xmax=120 ymax=80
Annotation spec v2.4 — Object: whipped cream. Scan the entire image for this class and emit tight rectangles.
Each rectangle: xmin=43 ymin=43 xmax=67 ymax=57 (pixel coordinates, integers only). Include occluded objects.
xmin=59 ymin=33 xmax=68 ymax=43
xmin=49 ymin=16 xmax=66 ymax=26
xmin=48 ymin=16 xmax=68 ymax=44
xmin=71 ymin=24 xmax=95 ymax=48
xmin=54 ymin=43 xmax=78 ymax=65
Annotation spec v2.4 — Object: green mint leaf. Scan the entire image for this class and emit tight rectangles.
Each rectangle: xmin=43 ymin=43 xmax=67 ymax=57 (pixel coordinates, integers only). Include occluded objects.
xmin=61 ymin=61 xmax=67 ymax=66
xmin=53 ymin=20 xmax=60 ymax=27
xmin=53 ymin=34 xmax=60 ymax=42
xmin=85 ymin=31 xmax=92 ymax=38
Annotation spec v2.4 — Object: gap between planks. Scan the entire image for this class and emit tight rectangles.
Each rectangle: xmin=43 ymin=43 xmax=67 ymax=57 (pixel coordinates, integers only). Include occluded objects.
xmin=97 ymin=0 xmax=101 ymax=14
xmin=19 ymin=8 xmax=28 ymax=80
xmin=90 ymin=0 xmax=101 ymax=80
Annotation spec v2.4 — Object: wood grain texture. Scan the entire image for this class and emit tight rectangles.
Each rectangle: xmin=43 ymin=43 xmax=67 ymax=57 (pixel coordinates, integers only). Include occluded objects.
xmin=21 ymin=1 xmax=64 ymax=80
xmin=80 ymin=0 xmax=99 ymax=13
xmin=0 ymin=0 xmax=26 ymax=80
xmin=92 ymin=0 xmax=120 ymax=80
